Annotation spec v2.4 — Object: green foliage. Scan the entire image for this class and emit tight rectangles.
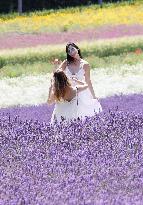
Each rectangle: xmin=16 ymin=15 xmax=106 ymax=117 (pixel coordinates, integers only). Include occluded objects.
xmin=0 ymin=57 xmax=6 ymax=69
xmin=1 ymin=50 xmax=143 ymax=79
xmin=0 ymin=37 xmax=143 ymax=68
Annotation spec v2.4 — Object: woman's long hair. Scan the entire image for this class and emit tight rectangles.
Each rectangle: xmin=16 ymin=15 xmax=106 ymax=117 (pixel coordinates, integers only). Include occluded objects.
xmin=66 ymin=42 xmax=83 ymax=65
xmin=53 ymin=70 xmax=71 ymax=101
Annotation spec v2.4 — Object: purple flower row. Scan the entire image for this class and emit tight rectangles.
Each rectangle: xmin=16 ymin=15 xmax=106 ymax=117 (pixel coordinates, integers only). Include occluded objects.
xmin=0 ymin=94 xmax=143 ymax=123
xmin=0 ymin=94 xmax=143 ymax=204
xmin=0 ymin=24 xmax=143 ymax=49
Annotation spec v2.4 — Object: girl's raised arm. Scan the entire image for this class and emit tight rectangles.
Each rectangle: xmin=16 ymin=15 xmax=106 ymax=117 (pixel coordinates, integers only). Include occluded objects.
xmin=52 ymin=59 xmax=67 ymax=72
xmin=47 ymin=80 xmax=56 ymax=105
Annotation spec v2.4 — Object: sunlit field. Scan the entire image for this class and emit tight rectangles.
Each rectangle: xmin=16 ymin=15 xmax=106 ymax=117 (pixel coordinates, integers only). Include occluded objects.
xmin=0 ymin=36 xmax=143 ymax=78
xmin=1 ymin=93 xmax=143 ymax=204
xmin=1 ymin=1 xmax=143 ymax=204
xmin=0 ymin=1 xmax=143 ymax=34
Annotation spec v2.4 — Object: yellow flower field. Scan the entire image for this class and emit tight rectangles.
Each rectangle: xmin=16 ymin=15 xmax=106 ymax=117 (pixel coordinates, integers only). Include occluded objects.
xmin=0 ymin=2 xmax=143 ymax=33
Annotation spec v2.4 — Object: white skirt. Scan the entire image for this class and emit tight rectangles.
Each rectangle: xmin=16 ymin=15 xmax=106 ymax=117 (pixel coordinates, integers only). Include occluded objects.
xmin=50 ymin=88 xmax=102 ymax=124
xmin=77 ymin=88 xmax=102 ymax=119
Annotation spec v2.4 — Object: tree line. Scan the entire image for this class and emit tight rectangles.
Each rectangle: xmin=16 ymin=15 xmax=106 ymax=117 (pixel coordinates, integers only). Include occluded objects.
xmin=0 ymin=0 xmax=131 ymax=13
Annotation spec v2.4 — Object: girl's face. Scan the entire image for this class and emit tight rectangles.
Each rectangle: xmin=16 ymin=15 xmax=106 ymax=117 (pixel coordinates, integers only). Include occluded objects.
xmin=68 ymin=45 xmax=78 ymax=58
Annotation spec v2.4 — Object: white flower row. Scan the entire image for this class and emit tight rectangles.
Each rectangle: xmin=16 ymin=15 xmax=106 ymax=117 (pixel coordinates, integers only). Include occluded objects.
xmin=0 ymin=63 xmax=143 ymax=108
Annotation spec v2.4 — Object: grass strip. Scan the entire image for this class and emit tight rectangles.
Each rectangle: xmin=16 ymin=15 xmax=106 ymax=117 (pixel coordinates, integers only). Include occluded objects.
xmin=0 ymin=36 xmax=143 ymax=69
xmin=0 ymin=51 xmax=143 ymax=78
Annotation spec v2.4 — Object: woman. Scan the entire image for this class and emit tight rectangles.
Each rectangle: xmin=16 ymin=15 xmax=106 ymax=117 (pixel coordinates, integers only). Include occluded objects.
xmin=53 ymin=42 xmax=97 ymax=98
xmin=52 ymin=42 xmax=102 ymax=116
xmin=47 ymin=70 xmax=89 ymax=124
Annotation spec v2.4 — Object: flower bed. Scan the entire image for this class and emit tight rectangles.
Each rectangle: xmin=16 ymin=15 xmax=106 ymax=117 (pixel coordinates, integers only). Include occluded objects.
xmin=1 ymin=94 xmax=143 ymax=204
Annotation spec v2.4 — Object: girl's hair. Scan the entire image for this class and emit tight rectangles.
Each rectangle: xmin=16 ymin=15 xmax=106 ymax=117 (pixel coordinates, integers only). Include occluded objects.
xmin=66 ymin=42 xmax=83 ymax=65
xmin=53 ymin=70 xmax=71 ymax=101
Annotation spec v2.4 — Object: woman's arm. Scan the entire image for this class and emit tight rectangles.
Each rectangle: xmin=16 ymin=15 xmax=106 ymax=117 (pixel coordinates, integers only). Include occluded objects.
xmin=83 ymin=63 xmax=98 ymax=99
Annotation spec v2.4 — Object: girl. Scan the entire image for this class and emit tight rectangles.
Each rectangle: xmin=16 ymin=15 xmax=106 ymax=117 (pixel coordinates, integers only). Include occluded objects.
xmin=47 ymin=70 xmax=89 ymax=124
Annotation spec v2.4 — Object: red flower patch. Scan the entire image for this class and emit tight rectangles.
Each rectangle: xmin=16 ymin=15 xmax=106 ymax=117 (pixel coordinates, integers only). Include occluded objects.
xmin=135 ymin=48 xmax=142 ymax=55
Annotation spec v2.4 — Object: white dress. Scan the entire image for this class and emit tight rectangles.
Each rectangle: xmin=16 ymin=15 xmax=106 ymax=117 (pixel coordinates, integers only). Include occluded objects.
xmin=50 ymin=87 xmax=79 ymax=124
xmin=50 ymin=59 xmax=102 ymax=124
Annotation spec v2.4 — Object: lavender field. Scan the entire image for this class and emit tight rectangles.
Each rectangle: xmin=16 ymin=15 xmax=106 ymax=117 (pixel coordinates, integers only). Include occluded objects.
xmin=0 ymin=47 xmax=143 ymax=205
xmin=0 ymin=94 xmax=143 ymax=122
xmin=1 ymin=48 xmax=143 ymax=204
xmin=1 ymin=94 xmax=143 ymax=204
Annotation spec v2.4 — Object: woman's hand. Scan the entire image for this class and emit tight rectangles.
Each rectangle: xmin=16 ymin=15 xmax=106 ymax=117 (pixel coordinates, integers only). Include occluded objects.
xmin=51 ymin=58 xmax=62 ymax=72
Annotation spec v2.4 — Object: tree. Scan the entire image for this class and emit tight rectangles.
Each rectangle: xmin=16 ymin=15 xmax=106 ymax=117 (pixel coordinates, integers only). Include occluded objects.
xmin=18 ymin=0 xmax=22 ymax=14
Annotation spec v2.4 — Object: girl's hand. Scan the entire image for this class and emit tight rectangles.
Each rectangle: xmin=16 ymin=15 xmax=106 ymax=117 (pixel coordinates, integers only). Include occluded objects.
xmin=71 ymin=76 xmax=78 ymax=81
xmin=72 ymin=77 xmax=86 ymax=85
xmin=51 ymin=58 xmax=62 ymax=66
xmin=51 ymin=59 xmax=62 ymax=72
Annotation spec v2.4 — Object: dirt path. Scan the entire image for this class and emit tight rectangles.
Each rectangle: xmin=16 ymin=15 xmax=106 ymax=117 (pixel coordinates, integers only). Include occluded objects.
xmin=0 ymin=24 xmax=143 ymax=49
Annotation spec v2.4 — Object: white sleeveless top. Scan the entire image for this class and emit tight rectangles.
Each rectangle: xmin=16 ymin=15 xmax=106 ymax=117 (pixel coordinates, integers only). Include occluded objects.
xmin=64 ymin=59 xmax=93 ymax=100
xmin=64 ymin=59 xmax=87 ymax=85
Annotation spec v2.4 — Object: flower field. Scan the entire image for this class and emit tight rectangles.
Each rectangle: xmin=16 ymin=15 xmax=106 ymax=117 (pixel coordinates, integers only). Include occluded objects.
xmin=1 ymin=94 xmax=143 ymax=204
xmin=1 ymin=24 xmax=143 ymax=50
xmin=1 ymin=1 xmax=143 ymax=204
xmin=0 ymin=63 xmax=143 ymax=204
xmin=1 ymin=36 xmax=143 ymax=79
xmin=0 ymin=1 xmax=143 ymax=50
xmin=0 ymin=2 xmax=143 ymax=34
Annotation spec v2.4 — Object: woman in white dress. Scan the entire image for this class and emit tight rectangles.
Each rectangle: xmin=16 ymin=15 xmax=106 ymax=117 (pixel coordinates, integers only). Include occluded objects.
xmin=53 ymin=42 xmax=98 ymax=98
xmin=51 ymin=42 xmax=102 ymax=120
xmin=47 ymin=70 xmax=89 ymax=124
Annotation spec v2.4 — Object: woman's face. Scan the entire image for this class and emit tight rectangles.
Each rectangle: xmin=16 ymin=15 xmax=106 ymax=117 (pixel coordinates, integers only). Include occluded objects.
xmin=68 ymin=45 xmax=78 ymax=58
